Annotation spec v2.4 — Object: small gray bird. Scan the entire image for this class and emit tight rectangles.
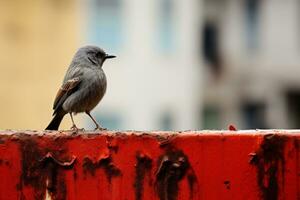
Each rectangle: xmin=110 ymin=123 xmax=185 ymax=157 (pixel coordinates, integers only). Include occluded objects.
xmin=45 ymin=46 xmax=116 ymax=131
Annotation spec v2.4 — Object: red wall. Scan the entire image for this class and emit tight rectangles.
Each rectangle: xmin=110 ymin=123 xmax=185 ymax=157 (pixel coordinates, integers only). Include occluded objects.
xmin=0 ymin=130 xmax=299 ymax=200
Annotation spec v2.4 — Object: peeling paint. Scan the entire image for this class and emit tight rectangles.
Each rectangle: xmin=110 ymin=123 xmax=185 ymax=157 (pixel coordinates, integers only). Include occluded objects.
xmin=39 ymin=152 xmax=76 ymax=168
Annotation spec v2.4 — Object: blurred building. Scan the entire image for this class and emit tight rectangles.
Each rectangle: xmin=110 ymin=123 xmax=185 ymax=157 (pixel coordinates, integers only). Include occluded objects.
xmin=1 ymin=0 xmax=300 ymax=131
xmin=81 ymin=0 xmax=202 ymax=131
xmin=201 ymin=0 xmax=300 ymax=129
xmin=83 ymin=0 xmax=300 ymax=130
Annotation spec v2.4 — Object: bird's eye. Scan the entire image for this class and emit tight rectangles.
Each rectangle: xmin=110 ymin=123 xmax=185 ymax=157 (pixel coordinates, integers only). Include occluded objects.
xmin=96 ymin=52 xmax=102 ymax=58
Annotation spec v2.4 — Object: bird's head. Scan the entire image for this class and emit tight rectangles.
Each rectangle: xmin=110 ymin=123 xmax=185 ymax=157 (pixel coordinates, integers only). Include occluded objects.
xmin=76 ymin=45 xmax=116 ymax=67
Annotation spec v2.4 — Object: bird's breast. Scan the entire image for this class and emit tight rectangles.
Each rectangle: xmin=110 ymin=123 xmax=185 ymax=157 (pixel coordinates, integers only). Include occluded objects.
xmin=84 ymin=70 xmax=107 ymax=111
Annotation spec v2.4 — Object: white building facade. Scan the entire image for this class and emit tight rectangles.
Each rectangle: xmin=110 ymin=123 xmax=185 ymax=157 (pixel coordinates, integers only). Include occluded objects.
xmin=80 ymin=0 xmax=203 ymax=131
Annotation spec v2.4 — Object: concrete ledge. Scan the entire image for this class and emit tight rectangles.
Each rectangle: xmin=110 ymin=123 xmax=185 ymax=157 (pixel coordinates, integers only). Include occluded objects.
xmin=0 ymin=130 xmax=299 ymax=199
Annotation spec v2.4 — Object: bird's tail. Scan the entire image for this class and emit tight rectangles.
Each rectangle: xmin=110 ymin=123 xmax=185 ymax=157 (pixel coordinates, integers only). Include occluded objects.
xmin=45 ymin=110 xmax=65 ymax=130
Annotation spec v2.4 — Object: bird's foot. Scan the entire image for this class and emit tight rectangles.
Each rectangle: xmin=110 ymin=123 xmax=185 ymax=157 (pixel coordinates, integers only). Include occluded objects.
xmin=94 ymin=126 xmax=107 ymax=131
xmin=70 ymin=125 xmax=84 ymax=133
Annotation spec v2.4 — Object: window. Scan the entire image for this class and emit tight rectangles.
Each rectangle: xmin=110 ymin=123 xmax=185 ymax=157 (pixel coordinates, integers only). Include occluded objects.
xmin=85 ymin=0 xmax=123 ymax=51
xmin=244 ymin=0 xmax=260 ymax=52
xmin=242 ymin=103 xmax=267 ymax=129
xmin=159 ymin=111 xmax=173 ymax=131
xmin=202 ymin=0 xmax=224 ymax=77
xmin=202 ymin=106 xmax=220 ymax=129
xmin=286 ymin=91 xmax=300 ymax=128
xmin=202 ymin=22 xmax=220 ymax=68
xmin=157 ymin=0 xmax=175 ymax=52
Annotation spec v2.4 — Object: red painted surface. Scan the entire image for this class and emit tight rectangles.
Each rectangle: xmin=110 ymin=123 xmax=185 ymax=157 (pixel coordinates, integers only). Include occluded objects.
xmin=0 ymin=130 xmax=299 ymax=200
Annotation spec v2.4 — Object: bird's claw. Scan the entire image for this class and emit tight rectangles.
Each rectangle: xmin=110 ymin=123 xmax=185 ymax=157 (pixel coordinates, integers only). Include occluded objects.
xmin=94 ymin=126 xmax=107 ymax=131
xmin=70 ymin=125 xmax=84 ymax=133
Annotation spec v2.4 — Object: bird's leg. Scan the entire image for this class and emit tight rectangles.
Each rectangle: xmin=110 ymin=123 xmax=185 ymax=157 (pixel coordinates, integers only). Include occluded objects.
xmin=69 ymin=113 xmax=84 ymax=132
xmin=69 ymin=113 xmax=78 ymax=131
xmin=86 ymin=111 xmax=107 ymax=131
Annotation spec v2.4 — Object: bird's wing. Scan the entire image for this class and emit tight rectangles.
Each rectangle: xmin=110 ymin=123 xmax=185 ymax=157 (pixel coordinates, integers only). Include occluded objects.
xmin=53 ymin=77 xmax=81 ymax=115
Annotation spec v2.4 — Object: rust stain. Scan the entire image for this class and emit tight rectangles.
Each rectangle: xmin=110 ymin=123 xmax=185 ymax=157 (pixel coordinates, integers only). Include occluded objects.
xmin=106 ymin=136 xmax=119 ymax=153
xmin=20 ymin=136 xmax=47 ymax=200
xmin=250 ymin=134 xmax=287 ymax=200
xmin=82 ymin=155 xmax=121 ymax=183
xmin=155 ymin=148 xmax=197 ymax=200
xmin=152 ymin=133 xmax=178 ymax=147
xmin=294 ymin=138 xmax=300 ymax=199
xmin=0 ymin=159 xmax=9 ymax=166
xmin=0 ymin=134 xmax=10 ymax=144
xmin=134 ymin=152 xmax=152 ymax=200
xmin=187 ymin=173 xmax=197 ymax=199
xmin=223 ymin=180 xmax=230 ymax=190
xmin=18 ymin=134 xmax=72 ymax=200
xmin=73 ymin=168 xmax=78 ymax=181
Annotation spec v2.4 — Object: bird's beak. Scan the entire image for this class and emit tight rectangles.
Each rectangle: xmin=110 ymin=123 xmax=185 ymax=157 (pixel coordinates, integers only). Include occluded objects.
xmin=105 ymin=54 xmax=116 ymax=59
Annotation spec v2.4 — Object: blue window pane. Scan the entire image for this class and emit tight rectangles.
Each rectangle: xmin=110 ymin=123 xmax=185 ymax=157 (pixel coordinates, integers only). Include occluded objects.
xmin=158 ymin=0 xmax=175 ymax=52
xmin=245 ymin=0 xmax=260 ymax=51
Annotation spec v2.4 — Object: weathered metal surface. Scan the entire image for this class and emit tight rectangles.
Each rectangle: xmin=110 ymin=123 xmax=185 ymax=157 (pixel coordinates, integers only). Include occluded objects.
xmin=0 ymin=130 xmax=299 ymax=200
